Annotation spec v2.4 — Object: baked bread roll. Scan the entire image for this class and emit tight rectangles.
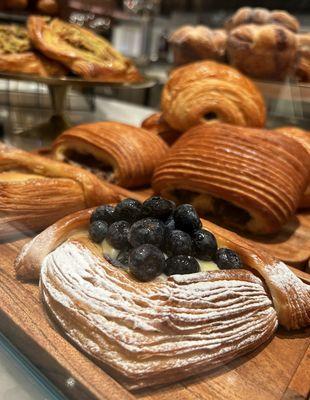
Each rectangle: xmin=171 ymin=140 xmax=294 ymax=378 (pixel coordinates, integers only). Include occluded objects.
xmin=295 ymin=33 xmax=310 ymax=82
xmin=27 ymin=16 xmax=141 ymax=82
xmin=152 ymin=123 xmax=310 ymax=234
xmin=52 ymin=122 xmax=168 ymax=188
xmin=15 ymin=207 xmax=310 ymax=388
xmin=161 ymin=60 xmax=266 ymax=131
xmin=225 ymin=7 xmax=299 ymax=33
xmin=169 ymin=25 xmax=227 ymax=65
xmin=141 ymin=112 xmax=180 ymax=145
xmin=0 ymin=143 xmax=126 ymax=240
xmin=227 ymin=24 xmax=297 ymax=80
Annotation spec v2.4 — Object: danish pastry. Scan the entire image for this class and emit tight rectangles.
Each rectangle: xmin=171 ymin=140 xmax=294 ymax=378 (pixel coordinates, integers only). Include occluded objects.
xmin=225 ymin=7 xmax=300 ymax=33
xmin=0 ymin=142 xmax=125 ymax=240
xmin=152 ymin=123 xmax=310 ymax=234
xmin=295 ymin=33 xmax=310 ymax=82
xmin=15 ymin=202 xmax=310 ymax=389
xmin=227 ymin=24 xmax=297 ymax=80
xmin=169 ymin=25 xmax=227 ymax=65
xmin=51 ymin=121 xmax=168 ymax=188
xmin=141 ymin=112 xmax=180 ymax=145
xmin=27 ymin=16 xmax=141 ymax=82
xmin=161 ymin=61 xmax=266 ymax=131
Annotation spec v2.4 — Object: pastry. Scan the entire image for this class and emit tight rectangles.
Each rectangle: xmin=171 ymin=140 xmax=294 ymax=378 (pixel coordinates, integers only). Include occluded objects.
xmin=0 ymin=142 xmax=129 ymax=240
xmin=152 ymin=123 xmax=310 ymax=234
xmin=36 ymin=0 xmax=59 ymax=15
xmin=275 ymin=126 xmax=310 ymax=208
xmin=227 ymin=24 xmax=297 ymax=80
xmin=295 ymin=33 xmax=310 ymax=82
xmin=161 ymin=60 xmax=266 ymax=131
xmin=51 ymin=121 xmax=169 ymax=188
xmin=141 ymin=112 xmax=180 ymax=145
xmin=0 ymin=24 xmax=66 ymax=77
xmin=15 ymin=197 xmax=309 ymax=389
xmin=225 ymin=7 xmax=300 ymax=33
xmin=2 ymin=0 xmax=28 ymax=10
xmin=169 ymin=25 xmax=227 ymax=65
xmin=27 ymin=16 xmax=142 ymax=82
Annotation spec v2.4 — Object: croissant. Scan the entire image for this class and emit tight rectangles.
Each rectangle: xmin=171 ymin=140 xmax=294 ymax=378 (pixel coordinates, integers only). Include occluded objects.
xmin=224 ymin=7 xmax=300 ymax=33
xmin=227 ymin=24 xmax=297 ymax=81
xmin=15 ymin=207 xmax=310 ymax=389
xmin=161 ymin=61 xmax=266 ymax=132
xmin=27 ymin=16 xmax=141 ymax=82
xmin=169 ymin=25 xmax=227 ymax=65
xmin=0 ymin=142 xmax=126 ymax=240
xmin=295 ymin=33 xmax=310 ymax=82
xmin=152 ymin=123 xmax=310 ymax=235
xmin=141 ymin=112 xmax=180 ymax=145
xmin=51 ymin=121 xmax=168 ymax=188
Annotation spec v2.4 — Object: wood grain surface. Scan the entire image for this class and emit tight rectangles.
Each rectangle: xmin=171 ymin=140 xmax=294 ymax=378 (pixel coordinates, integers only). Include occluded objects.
xmin=0 ymin=238 xmax=309 ymax=400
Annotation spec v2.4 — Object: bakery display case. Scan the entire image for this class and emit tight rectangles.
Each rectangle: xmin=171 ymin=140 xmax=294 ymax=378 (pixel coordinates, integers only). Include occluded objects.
xmin=0 ymin=2 xmax=309 ymax=400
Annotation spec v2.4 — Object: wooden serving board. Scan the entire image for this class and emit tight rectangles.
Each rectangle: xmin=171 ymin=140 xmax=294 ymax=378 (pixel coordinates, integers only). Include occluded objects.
xmin=0 ymin=238 xmax=309 ymax=400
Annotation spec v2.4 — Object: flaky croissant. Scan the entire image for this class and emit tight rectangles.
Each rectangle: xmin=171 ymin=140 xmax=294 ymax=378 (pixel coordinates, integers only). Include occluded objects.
xmin=52 ymin=121 xmax=168 ymax=188
xmin=15 ymin=207 xmax=310 ymax=389
xmin=27 ymin=16 xmax=141 ymax=82
xmin=141 ymin=112 xmax=180 ymax=145
xmin=152 ymin=123 xmax=310 ymax=235
xmin=161 ymin=61 xmax=266 ymax=131
xmin=0 ymin=142 xmax=126 ymax=239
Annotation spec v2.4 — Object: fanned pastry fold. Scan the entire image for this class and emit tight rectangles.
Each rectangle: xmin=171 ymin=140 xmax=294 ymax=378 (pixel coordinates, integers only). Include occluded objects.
xmin=52 ymin=121 xmax=168 ymax=188
xmin=152 ymin=123 xmax=310 ymax=234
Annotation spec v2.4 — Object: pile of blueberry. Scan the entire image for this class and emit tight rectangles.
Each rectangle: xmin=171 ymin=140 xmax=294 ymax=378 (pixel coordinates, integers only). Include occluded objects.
xmin=89 ymin=196 xmax=242 ymax=282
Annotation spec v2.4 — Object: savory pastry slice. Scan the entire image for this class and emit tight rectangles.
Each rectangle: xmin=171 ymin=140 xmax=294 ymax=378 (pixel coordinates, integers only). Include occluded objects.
xmin=161 ymin=60 xmax=266 ymax=131
xmin=0 ymin=142 xmax=129 ymax=240
xmin=15 ymin=197 xmax=309 ymax=389
xmin=0 ymin=24 xmax=66 ymax=77
xmin=27 ymin=16 xmax=142 ymax=82
xmin=141 ymin=112 xmax=180 ymax=145
xmin=51 ymin=121 xmax=168 ymax=188
xmin=152 ymin=123 xmax=310 ymax=234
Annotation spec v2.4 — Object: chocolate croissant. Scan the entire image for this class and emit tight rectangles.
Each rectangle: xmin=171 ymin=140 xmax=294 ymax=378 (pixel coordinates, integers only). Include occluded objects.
xmin=152 ymin=123 xmax=310 ymax=234
xmin=52 ymin=121 xmax=168 ymax=188
xmin=141 ymin=112 xmax=180 ymax=145
xmin=27 ymin=16 xmax=141 ymax=82
xmin=161 ymin=61 xmax=266 ymax=132
xmin=169 ymin=25 xmax=227 ymax=65
xmin=227 ymin=24 xmax=297 ymax=80
xmin=15 ymin=207 xmax=310 ymax=389
xmin=225 ymin=7 xmax=300 ymax=33
xmin=0 ymin=143 xmax=124 ymax=240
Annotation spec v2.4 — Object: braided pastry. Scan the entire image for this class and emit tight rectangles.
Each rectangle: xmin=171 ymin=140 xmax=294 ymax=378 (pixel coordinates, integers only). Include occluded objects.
xmin=52 ymin=121 xmax=168 ymax=188
xmin=227 ymin=24 xmax=297 ymax=80
xmin=295 ymin=33 xmax=310 ymax=82
xmin=141 ymin=112 xmax=180 ymax=145
xmin=161 ymin=60 xmax=266 ymax=131
xmin=152 ymin=123 xmax=310 ymax=234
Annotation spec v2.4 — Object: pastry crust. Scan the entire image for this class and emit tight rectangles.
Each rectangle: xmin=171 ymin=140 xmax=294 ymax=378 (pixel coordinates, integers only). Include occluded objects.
xmin=225 ymin=7 xmax=300 ymax=33
xmin=152 ymin=123 xmax=310 ymax=234
xmin=52 ymin=121 xmax=169 ymax=188
xmin=161 ymin=60 xmax=266 ymax=131
xmin=227 ymin=24 xmax=297 ymax=80
xmin=141 ymin=112 xmax=180 ymax=145
xmin=27 ymin=16 xmax=142 ymax=82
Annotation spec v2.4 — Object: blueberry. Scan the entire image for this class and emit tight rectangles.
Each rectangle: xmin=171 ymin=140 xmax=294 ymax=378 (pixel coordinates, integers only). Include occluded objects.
xmin=89 ymin=220 xmax=108 ymax=243
xmin=129 ymin=244 xmax=165 ymax=282
xmin=164 ymin=255 xmax=199 ymax=276
xmin=114 ymin=198 xmax=143 ymax=222
xmin=174 ymin=204 xmax=202 ymax=232
xmin=129 ymin=218 xmax=165 ymax=248
xmin=142 ymin=196 xmax=175 ymax=220
xmin=165 ymin=230 xmax=192 ymax=256
xmin=215 ymin=248 xmax=242 ymax=269
xmin=90 ymin=205 xmax=115 ymax=225
xmin=192 ymin=229 xmax=217 ymax=260
xmin=106 ymin=220 xmax=130 ymax=249
xmin=164 ymin=215 xmax=176 ymax=232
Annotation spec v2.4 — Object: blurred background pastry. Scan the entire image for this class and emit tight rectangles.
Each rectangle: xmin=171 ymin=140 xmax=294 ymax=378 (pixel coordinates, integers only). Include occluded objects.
xmin=295 ymin=33 xmax=310 ymax=82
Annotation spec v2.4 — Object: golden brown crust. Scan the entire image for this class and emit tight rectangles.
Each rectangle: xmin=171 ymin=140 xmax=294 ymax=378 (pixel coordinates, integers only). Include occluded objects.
xmin=36 ymin=0 xmax=59 ymax=15
xmin=141 ymin=112 xmax=181 ymax=146
xmin=152 ymin=123 xmax=310 ymax=234
xmin=295 ymin=33 xmax=310 ymax=82
xmin=169 ymin=25 xmax=227 ymax=65
xmin=227 ymin=24 xmax=297 ymax=80
xmin=52 ymin=121 xmax=169 ymax=188
xmin=225 ymin=7 xmax=300 ymax=33
xmin=161 ymin=60 xmax=266 ymax=131
xmin=27 ymin=16 xmax=141 ymax=82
